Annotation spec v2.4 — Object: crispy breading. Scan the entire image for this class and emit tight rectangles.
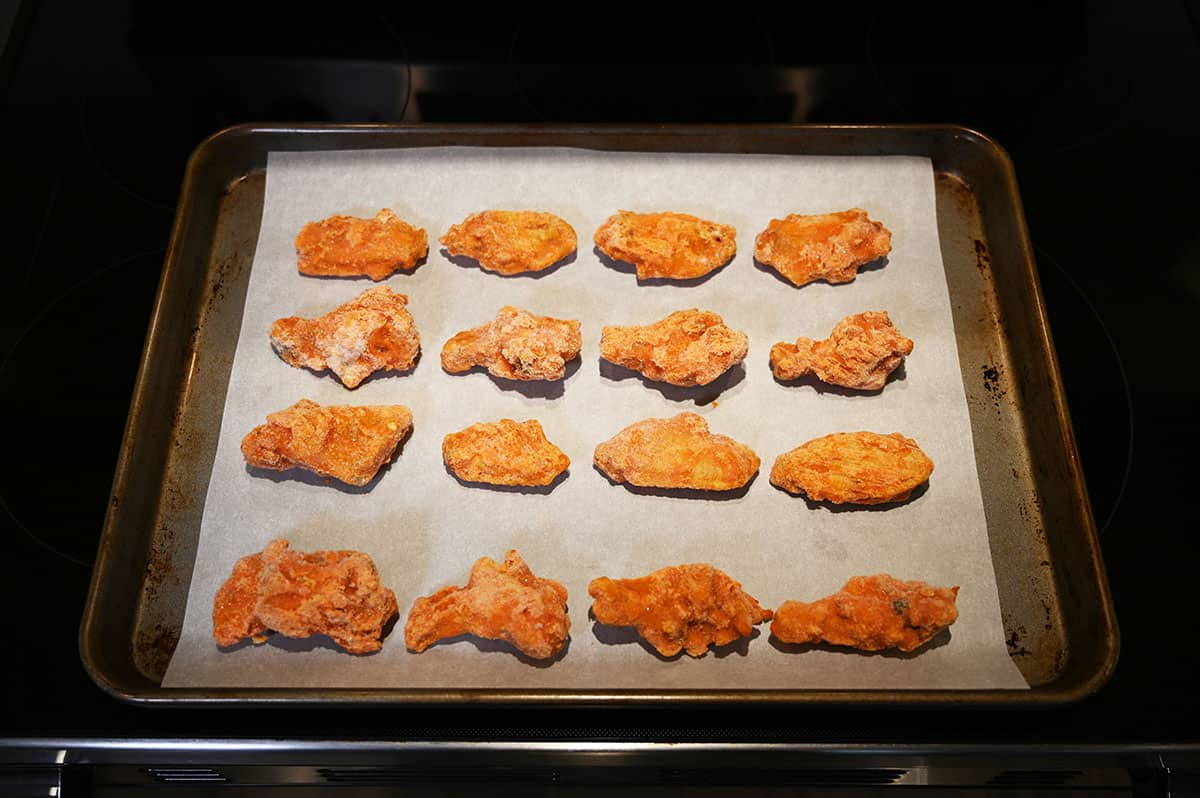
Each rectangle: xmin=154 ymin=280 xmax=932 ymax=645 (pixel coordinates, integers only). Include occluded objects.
xmin=589 ymin=564 xmax=772 ymax=657
xmin=269 ymin=286 xmax=421 ymax=389
xmin=594 ymin=210 xmax=736 ymax=280
xmin=405 ymin=550 xmax=570 ymax=660
xmin=241 ymin=399 xmax=412 ymax=487
xmin=212 ymin=549 xmax=270 ymax=648
xmin=770 ymin=431 xmax=933 ymax=505
xmin=770 ymin=311 xmax=912 ymax=390
xmin=600 ymin=309 xmax=748 ymax=387
xmin=755 ymin=208 xmax=891 ymax=287
xmin=213 ymin=539 xmax=398 ymax=654
xmin=442 ymin=419 xmax=570 ymax=486
xmin=295 ymin=209 xmax=428 ymax=280
xmin=593 ymin=413 xmax=759 ymax=491
xmin=441 ymin=306 xmax=582 ymax=381
xmin=771 ymin=574 xmax=959 ymax=653
xmin=440 ymin=210 xmax=577 ymax=275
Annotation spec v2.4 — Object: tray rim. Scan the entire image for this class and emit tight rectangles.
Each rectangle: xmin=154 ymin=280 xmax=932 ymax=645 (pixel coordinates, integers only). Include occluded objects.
xmin=80 ymin=122 xmax=1119 ymax=707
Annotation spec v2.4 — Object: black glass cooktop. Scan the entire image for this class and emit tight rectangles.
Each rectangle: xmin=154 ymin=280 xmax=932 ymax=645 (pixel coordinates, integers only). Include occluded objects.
xmin=0 ymin=1 xmax=1196 ymax=746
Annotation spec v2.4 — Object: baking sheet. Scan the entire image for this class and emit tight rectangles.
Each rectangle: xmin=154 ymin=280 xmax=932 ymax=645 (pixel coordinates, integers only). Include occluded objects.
xmin=162 ymin=147 xmax=1028 ymax=690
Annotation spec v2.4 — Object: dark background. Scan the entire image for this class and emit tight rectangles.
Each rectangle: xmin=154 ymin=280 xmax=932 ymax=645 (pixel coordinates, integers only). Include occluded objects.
xmin=0 ymin=1 xmax=1196 ymax=746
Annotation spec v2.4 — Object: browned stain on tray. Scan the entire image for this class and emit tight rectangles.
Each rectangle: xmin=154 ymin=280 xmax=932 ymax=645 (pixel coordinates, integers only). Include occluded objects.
xmin=973 ymin=238 xmax=991 ymax=272
xmin=136 ymin=623 xmax=182 ymax=680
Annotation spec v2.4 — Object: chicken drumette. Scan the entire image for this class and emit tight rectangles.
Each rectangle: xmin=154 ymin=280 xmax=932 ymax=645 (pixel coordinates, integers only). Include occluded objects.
xmin=270 ymin=286 xmax=420 ymax=388
xmin=771 ymin=574 xmax=959 ymax=653
xmin=600 ymin=309 xmax=748 ymax=387
xmin=405 ymin=550 xmax=570 ymax=660
xmin=212 ymin=539 xmax=398 ymax=654
xmin=241 ymin=399 xmax=412 ymax=487
xmin=441 ymin=306 xmax=581 ymax=381
xmin=593 ymin=413 xmax=759 ymax=492
xmin=441 ymin=210 xmax=576 ymax=275
xmin=770 ymin=311 xmax=912 ymax=391
xmin=755 ymin=208 xmax=891 ymax=287
xmin=589 ymin=564 xmax=772 ymax=657
xmin=594 ymin=210 xmax=736 ymax=281
xmin=295 ymin=209 xmax=427 ymax=280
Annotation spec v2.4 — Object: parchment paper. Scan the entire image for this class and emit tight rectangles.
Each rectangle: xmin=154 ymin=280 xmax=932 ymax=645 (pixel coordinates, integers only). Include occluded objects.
xmin=163 ymin=147 xmax=1028 ymax=690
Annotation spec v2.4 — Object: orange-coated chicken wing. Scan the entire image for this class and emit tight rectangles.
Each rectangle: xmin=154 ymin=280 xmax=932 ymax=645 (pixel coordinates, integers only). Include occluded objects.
xmin=441 ymin=306 xmax=582 ymax=381
xmin=295 ymin=209 xmax=428 ymax=280
xmin=593 ymin=413 xmax=759 ymax=492
xmin=213 ymin=539 xmax=398 ymax=654
xmin=442 ymin=419 xmax=570 ymax=487
xmin=405 ymin=550 xmax=570 ymax=660
xmin=241 ymin=399 xmax=412 ymax=487
xmin=440 ymin=210 xmax=576 ymax=275
xmin=589 ymin=564 xmax=772 ymax=657
xmin=770 ymin=311 xmax=912 ymax=390
xmin=594 ymin=210 xmax=736 ymax=280
xmin=755 ymin=208 xmax=891 ymax=287
xmin=770 ymin=431 xmax=933 ymax=505
xmin=771 ymin=574 xmax=959 ymax=653
xmin=270 ymin=286 xmax=420 ymax=389
xmin=600 ymin=309 xmax=748 ymax=387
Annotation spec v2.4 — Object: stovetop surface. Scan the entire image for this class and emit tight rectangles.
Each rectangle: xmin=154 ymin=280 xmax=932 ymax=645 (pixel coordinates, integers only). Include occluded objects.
xmin=1 ymin=1 xmax=1196 ymax=746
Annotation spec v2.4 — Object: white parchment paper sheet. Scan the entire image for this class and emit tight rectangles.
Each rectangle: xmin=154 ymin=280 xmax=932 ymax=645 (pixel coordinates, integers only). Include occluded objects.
xmin=163 ymin=147 xmax=1028 ymax=690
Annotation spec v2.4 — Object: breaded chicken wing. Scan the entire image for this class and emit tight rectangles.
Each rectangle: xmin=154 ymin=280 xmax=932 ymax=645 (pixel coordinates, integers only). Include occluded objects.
xmin=589 ymin=564 xmax=772 ymax=657
xmin=405 ymin=550 xmax=570 ymax=660
xmin=270 ymin=286 xmax=420 ymax=388
xmin=771 ymin=574 xmax=959 ymax=653
xmin=213 ymin=539 xmax=398 ymax=654
xmin=440 ymin=210 xmax=576 ymax=275
xmin=441 ymin=306 xmax=582 ymax=381
xmin=241 ymin=399 xmax=412 ymax=487
xmin=593 ymin=413 xmax=759 ymax=491
xmin=600 ymin=309 xmax=748 ymax=387
xmin=443 ymin=419 xmax=570 ymax=487
xmin=295 ymin=209 xmax=428 ymax=280
xmin=755 ymin=208 xmax=891 ymax=287
xmin=594 ymin=210 xmax=736 ymax=280
xmin=770 ymin=311 xmax=912 ymax=390
xmin=770 ymin=431 xmax=933 ymax=505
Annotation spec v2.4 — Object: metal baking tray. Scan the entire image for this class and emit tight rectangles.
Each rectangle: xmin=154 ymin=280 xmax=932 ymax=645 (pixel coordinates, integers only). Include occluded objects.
xmin=80 ymin=124 xmax=1118 ymax=706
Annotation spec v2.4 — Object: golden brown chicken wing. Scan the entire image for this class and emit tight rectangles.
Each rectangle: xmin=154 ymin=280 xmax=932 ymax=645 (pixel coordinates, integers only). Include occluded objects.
xmin=770 ymin=431 xmax=933 ymax=505
xmin=594 ymin=210 xmax=736 ymax=280
xmin=405 ymin=550 xmax=570 ymax=660
xmin=589 ymin=564 xmax=772 ymax=657
xmin=295 ymin=209 xmax=428 ymax=280
xmin=269 ymin=286 xmax=420 ymax=389
xmin=213 ymin=539 xmax=398 ymax=654
xmin=600 ymin=309 xmax=749 ymax=387
xmin=241 ymin=399 xmax=412 ymax=487
xmin=440 ymin=210 xmax=577 ymax=275
xmin=441 ymin=306 xmax=582 ymax=381
xmin=771 ymin=574 xmax=959 ymax=653
xmin=442 ymin=419 xmax=570 ymax=487
xmin=593 ymin=413 xmax=759 ymax=491
xmin=770 ymin=311 xmax=912 ymax=390
xmin=755 ymin=208 xmax=891 ymax=287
